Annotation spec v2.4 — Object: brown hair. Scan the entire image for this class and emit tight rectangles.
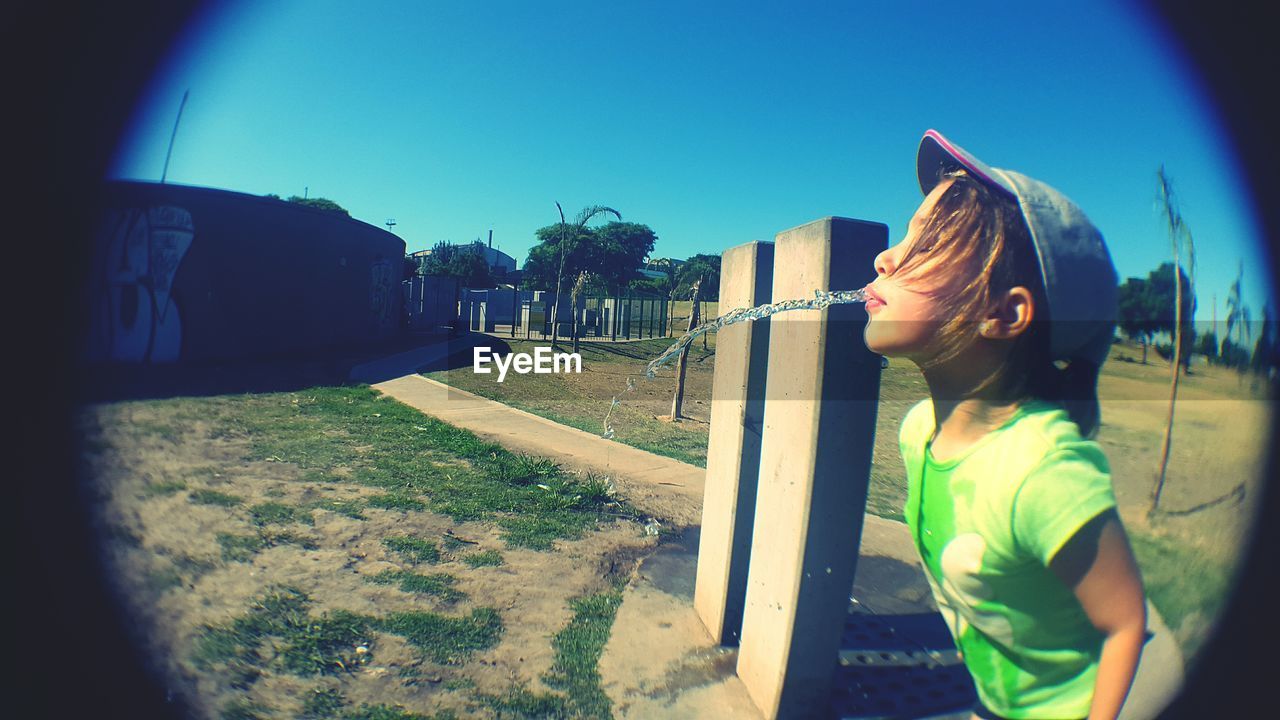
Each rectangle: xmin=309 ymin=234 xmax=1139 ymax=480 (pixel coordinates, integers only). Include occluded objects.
xmin=896 ymin=169 xmax=1103 ymax=437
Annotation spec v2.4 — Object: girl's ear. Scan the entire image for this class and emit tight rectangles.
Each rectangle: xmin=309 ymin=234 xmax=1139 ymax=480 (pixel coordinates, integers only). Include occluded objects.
xmin=979 ymin=286 xmax=1035 ymax=339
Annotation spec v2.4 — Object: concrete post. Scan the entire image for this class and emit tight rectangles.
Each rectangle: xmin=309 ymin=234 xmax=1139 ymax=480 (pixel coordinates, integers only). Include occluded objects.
xmin=695 ymin=240 xmax=774 ymax=645
xmin=736 ymin=217 xmax=886 ymax=720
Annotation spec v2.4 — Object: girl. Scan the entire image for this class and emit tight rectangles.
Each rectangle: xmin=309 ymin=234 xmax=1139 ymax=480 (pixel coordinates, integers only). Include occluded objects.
xmin=863 ymin=130 xmax=1148 ymax=720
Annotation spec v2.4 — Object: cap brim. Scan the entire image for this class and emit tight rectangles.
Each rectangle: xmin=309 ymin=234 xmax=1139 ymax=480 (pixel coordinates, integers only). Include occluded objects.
xmin=916 ymin=129 xmax=1017 ymax=199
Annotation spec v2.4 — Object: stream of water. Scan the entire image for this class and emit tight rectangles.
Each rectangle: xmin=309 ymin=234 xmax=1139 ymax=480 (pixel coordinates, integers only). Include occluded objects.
xmin=601 ymin=287 xmax=869 ymax=439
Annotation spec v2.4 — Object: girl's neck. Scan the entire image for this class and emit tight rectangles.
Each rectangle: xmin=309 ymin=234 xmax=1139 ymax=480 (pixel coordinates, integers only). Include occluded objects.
xmin=920 ymin=351 xmax=1025 ymax=459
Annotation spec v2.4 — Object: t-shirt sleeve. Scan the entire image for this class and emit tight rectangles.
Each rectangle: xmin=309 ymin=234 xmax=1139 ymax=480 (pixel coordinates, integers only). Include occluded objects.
xmin=1011 ymin=443 xmax=1117 ymax=567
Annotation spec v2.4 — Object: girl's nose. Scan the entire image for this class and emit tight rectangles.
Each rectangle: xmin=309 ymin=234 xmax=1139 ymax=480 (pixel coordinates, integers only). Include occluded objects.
xmin=874 ymin=245 xmax=898 ymax=276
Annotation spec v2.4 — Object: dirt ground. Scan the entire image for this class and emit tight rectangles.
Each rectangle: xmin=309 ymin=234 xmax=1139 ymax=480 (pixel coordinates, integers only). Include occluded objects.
xmin=80 ymin=401 xmax=659 ymax=720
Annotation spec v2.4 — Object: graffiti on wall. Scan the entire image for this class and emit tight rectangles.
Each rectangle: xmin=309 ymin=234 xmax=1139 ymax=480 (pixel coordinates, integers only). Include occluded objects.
xmin=88 ymin=205 xmax=194 ymax=363
xmin=370 ymin=257 xmax=394 ymax=328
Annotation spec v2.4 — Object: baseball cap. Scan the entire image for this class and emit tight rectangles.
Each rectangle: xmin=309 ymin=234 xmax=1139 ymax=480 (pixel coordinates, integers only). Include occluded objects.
xmin=916 ymin=129 xmax=1119 ymax=369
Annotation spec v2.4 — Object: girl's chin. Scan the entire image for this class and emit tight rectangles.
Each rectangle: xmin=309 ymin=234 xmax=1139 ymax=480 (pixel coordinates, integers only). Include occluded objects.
xmin=862 ymin=326 xmax=897 ymax=356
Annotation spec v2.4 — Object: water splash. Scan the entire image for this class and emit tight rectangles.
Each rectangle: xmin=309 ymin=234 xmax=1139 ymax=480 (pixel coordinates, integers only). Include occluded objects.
xmin=642 ymin=287 xmax=870 ymax=378
xmin=601 ymin=286 xmax=869 ymax=439
xmin=602 ymin=376 xmax=636 ymax=440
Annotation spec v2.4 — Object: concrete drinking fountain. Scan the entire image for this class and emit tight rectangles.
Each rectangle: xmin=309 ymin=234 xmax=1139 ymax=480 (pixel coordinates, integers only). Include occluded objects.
xmin=610 ymin=217 xmax=979 ymax=719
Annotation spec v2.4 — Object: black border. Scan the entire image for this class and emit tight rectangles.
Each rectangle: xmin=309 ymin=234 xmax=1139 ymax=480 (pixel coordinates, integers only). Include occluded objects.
xmin=5 ymin=1 xmax=1275 ymax=716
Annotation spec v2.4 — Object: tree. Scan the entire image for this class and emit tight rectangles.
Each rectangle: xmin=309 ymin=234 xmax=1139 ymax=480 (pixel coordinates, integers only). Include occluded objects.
xmin=1194 ymin=330 xmax=1219 ymax=363
xmin=675 ymin=253 xmax=721 ymax=301
xmin=1224 ymin=261 xmax=1252 ymax=372
xmin=669 ymin=277 xmax=702 ymax=421
xmin=1150 ymin=168 xmax=1202 ymax=519
xmin=263 ymin=192 xmax=351 ymax=216
xmin=1117 ymin=277 xmax=1157 ymax=363
xmin=1252 ymin=303 xmax=1278 ymax=377
xmin=1219 ymin=336 xmax=1250 ymax=368
xmin=548 ymin=204 xmax=621 ymax=348
xmin=522 ymin=219 xmax=657 ymax=296
xmin=1147 ymin=262 xmax=1197 ymax=373
xmin=592 ymin=222 xmax=657 ymax=293
xmin=1116 ymin=264 xmax=1194 ymax=366
xmin=285 ymin=195 xmax=350 ymax=216
xmin=570 ymin=270 xmax=591 ymax=355
xmin=421 ymin=241 xmax=494 ymax=289
xmin=645 ymin=258 xmax=681 ymax=335
xmin=628 ymin=276 xmax=671 ymax=296
xmin=522 ymin=224 xmax=596 ymax=291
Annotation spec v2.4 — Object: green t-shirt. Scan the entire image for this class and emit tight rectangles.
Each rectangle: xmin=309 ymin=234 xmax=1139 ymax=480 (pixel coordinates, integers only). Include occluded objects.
xmin=899 ymin=398 xmax=1117 ymax=719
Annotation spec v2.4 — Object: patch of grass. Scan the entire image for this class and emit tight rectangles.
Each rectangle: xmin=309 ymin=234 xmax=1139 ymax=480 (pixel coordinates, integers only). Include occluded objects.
xmin=473 ymin=684 xmax=572 ymax=719
xmin=143 ymin=479 xmax=188 ymax=497
xmin=220 ymin=697 xmax=273 ymax=720
xmin=462 ymin=550 xmax=504 ymax=568
xmin=383 ymin=536 xmax=441 ymax=564
xmin=300 ymin=687 xmax=347 ymax=719
xmin=195 ymin=587 xmax=373 ymax=679
xmin=213 ymin=386 xmax=632 ymax=550
xmin=498 ymin=514 xmax=589 ymax=551
xmin=1129 ymin=531 xmax=1232 ymax=660
xmin=190 ymin=489 xmax=244 ymax=507
xmin=377 ymin=608 xmax=503 ymax=665
xmin=368 ymin=570 xmax=466 ymax=603
xmin=249 ymin=501 xmax=314 ymax=526
xmin=308 ymin=498 xmax=368 ymax=520
xmin=344 ymin=704 xmax=456 ymax=720
xmin=443 ymin=678 xmax=475 ymax=692
xmin=425 ymin=336 xmax=713 ymax=467
xmin=217 ymin=529 xmax=316 ymax=562
xmin=260 ymin=528 xmax=319 ymax=551
xmin=217 ymin=532 xmax=266 ymax=562
xmin=134 ymin=419 xmax=180 ymax=442
xmin=367 ymin=494 xmax=427 ymax=512
xmin=542 ymin=585 xmax=625 ymax=719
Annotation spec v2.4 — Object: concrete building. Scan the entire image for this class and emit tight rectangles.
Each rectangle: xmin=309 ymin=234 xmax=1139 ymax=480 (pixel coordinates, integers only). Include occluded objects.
xmin=88 ymin=180 xmax=404 ymax=364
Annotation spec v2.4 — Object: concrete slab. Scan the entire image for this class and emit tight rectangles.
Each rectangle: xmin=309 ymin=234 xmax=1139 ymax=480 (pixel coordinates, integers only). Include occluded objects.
xmin=600 ymin=529 xmax=766 ymax=720
xmin=697 ymin=240 xmax=774 ymax=646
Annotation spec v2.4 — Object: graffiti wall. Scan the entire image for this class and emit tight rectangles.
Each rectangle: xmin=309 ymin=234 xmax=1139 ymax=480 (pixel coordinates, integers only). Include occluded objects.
xmin=87 ymin=181 xmax=405 ymax=364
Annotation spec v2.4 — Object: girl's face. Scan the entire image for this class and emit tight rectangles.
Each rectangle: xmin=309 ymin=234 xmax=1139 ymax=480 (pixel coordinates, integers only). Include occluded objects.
xmin=864 ymin=180 xmax=970 ymax=362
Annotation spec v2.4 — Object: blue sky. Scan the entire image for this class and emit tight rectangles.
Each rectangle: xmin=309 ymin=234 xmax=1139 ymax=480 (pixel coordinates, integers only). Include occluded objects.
xmin=110 ymin=0 xmax=1272 ymax=331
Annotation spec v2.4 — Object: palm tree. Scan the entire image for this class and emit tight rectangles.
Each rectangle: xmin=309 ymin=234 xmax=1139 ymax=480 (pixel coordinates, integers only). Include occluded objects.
xmin=1225 ymin=261 xmax=1251 ymax=370
xmin=1150 ymin=166 xmax=1195 ymax=517
xmin=669 ymin=277 xmax=702 ymax=421
xmin=570 ymin=270 xmax=591 ymax=355
xmin=551 ymin=203 xmax=620 ymax=347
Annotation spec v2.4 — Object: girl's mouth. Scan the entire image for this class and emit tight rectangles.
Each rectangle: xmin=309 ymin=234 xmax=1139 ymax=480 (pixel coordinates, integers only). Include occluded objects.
xmin=863 ymin=284 xmax=886 ymax=311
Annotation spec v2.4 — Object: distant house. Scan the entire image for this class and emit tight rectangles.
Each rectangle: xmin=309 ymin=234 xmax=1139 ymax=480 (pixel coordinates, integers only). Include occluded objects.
xmin=638 ymin=257 xmax=686 ymax=280
xmin=409 ymin=242 xmax=517 ymax=278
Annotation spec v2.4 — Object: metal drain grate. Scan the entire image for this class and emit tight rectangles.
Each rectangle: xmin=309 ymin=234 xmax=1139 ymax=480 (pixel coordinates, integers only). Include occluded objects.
xmin=830 ymin=609 xmax=976 ymax=719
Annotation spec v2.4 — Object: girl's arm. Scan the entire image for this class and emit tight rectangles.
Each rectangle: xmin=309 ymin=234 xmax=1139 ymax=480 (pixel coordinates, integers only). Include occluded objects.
xmin=1049 ymin=510 xmax=1147 ymax=720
